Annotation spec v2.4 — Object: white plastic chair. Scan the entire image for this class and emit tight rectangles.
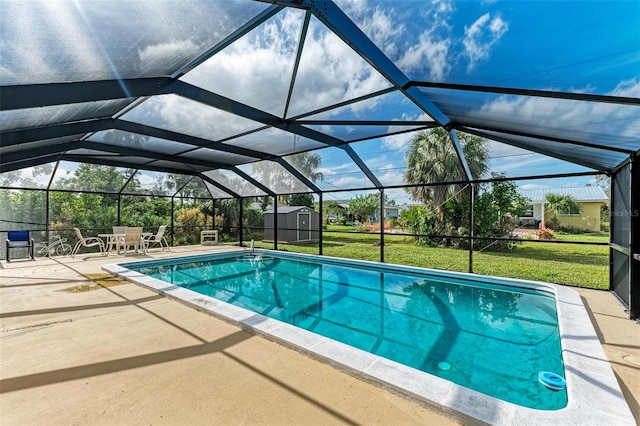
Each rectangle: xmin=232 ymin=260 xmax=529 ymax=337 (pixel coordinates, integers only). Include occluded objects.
xmin=112 ymin=226 xmax=127 ymax=234
xmin=71 ymin=228 xmax=106 ymax=257
xmin=108 ymin=226 xmax=127 ymax=253
xmin=142 ymin=225 xmax=170 ymax=252
xmin=119 ymin=227 xmax=143 ymax=254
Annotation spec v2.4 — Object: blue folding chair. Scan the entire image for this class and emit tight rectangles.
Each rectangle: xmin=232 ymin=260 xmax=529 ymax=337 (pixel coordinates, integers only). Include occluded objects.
xmin=6 ymin=230 xmax=35 ymax=262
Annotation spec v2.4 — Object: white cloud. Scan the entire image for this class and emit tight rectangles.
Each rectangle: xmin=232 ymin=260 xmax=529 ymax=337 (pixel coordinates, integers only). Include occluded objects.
xmin=463 ymin=13 xmax=508 ymax=71
xmin=612 ymin=78 xmax=640 ymax=98
xmin=335 ymin=0 xmax=368 ymax=15
xmin=379 ymin=162 xmax=396 ymax=171
xmin=486 ymin=140 xmax=531 ymax=158
xmin=398 ymin=35 xmax=452 ymax=81
xmin=384 ymin=187 xmax=412 ymax=204
xmin=0 ymin=1 xmax=108 ymax=84
xmin=4 ymin=166 xmax=58 ymax=187
xmin=137 ymin=173 xmax=157 ymax=188
xmin=182 ymin=7 xmax=392 ymax=119
xmin=377 ymin=167 xmax=405 ymax=186
xmin=181 ymin=9 xmax=304 ymax=116
xmin=287 ymin=17 xmax=390 ymax=117
xmin=358 ymin=6 xmax=405 ymax=58
xmin=1 ymin=0 xmax=246 ymax=84
xmin=339 ymin=0 xmax=510 ymax=81
xmin=487 ymin=140 xmax=597 ymax=176
xmin=382 ymin=114 xmax=432 ymax=150
xmin=317 ymin=159 xmax=358 ymax=177
xmin=336 ymin=0 xmax=455 ymax=81
xmin=317 ymin=167 xmax=336 ymax=177
xmin=329 ymin=175 xmax=372 ymax=188
xmin=520 ymin=183 xmax=549 ymax=189
xmin=122 ymin=94 xmax=261 ymax=141
xmin=382 ymin=133 xmax=411 ymax=150
xmin=477 ymin=79 xmax=640 ymax=140
xmin=395 ymin=0 xmax=454 ymax=80
xmin=318 ymin=159 xmax=377 ymax=188
xmin=489 ymin=155 xmax=550 ymax=174
xmin=138 ymin=39 xmax=200 ymax=75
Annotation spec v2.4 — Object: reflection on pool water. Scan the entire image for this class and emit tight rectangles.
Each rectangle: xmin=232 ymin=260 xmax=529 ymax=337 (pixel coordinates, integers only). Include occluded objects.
xmin=126 ymin=251 xmax=566 ymax=410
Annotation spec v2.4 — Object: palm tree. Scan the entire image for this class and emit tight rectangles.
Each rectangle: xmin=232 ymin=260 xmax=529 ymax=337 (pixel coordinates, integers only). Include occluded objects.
xmin=545 ymin=193 xmax=581 ymax=230
xmin=251 ymin=152 xmax=323 ymax=205
xmin=403 ymin=128 xmax=488 ymax=222
xmin=199 ymin=197 xmax=254 ymax=236
xmin=288 ymin=152 xmax=323 ymax=183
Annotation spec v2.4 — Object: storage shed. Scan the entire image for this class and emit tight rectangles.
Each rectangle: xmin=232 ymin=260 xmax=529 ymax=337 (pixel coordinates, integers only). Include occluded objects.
xmin=264 ymin=206 xmax=319 ymax=244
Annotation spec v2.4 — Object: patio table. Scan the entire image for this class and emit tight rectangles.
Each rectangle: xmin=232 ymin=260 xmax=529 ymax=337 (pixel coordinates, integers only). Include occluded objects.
xmin=98 ymin=233 xmax=152 ymax=255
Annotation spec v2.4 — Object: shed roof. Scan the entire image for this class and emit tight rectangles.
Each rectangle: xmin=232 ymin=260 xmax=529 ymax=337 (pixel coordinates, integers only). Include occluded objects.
xmin=265 ymin=206 xmax=316 ymax=214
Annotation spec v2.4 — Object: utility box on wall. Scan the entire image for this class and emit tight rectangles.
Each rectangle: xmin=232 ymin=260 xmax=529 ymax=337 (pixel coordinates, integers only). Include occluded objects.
xmin=264 ymin=206 xmax=319 ymax=243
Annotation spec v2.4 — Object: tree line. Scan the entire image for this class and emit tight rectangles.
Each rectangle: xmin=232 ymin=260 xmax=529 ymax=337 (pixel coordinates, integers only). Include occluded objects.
xmin=2 ymin=129 xmax=549 ymax=251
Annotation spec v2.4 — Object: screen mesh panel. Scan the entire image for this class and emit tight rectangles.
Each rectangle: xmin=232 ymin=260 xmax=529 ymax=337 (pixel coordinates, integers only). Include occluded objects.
xmin=612 ymin=164 xmax=631 ymax=248
xmin=612 ymin=249 xmax=630 ymax=306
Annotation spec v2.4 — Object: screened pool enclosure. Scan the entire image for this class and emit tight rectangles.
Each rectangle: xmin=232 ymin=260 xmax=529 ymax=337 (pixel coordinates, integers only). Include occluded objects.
xmin=1 ymin=0 xmax=639 ymax=317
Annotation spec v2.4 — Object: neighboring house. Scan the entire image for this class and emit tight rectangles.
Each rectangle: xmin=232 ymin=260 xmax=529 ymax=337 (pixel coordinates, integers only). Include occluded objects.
xmin=264 ymin=206 xmax=319 ymax=243
xmin=324 ymin=202 xmax=349 ymax=223
xmin=327 ymin=200 xmax=405 ymax=223
xmin=327 ymin=200 xmax=400 ymax=223
xmin=516 ymin=187 xmax=608 ymax=232
xmin=372 ymin=205 xmax=401 ymax=222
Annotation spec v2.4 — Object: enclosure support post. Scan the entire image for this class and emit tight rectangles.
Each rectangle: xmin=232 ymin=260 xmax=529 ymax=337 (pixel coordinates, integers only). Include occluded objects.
xmin=319 ymin=192 xmax=323 ymax=256
xmin=117 ymin=195 xmax=121 ymax=226
xmin=380 ymin=188 xmax=385 ymax=263
xmin=469 ymin=184 xmax=474 ymax=273
xmin=170 ymin=196 xmax=175 ymax=247
xmin=273 ymin=197 xmax=278 ymax=250
xmin=239 ymin=198 xmax=244 ymax=247
xmin=45 ymin=189 xmax=50 ymax=242
xmin=212 ymin=198 xmax=216 ymax=231
xmin=630 ymin=153 xmax=639 ymax=319
xmin=45 ymin=162 xmax=58 ymax=241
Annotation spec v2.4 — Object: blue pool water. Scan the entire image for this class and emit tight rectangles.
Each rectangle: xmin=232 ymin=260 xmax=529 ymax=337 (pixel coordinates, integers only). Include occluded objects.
xmin=127 ymin=251 xmax=567 ymax=410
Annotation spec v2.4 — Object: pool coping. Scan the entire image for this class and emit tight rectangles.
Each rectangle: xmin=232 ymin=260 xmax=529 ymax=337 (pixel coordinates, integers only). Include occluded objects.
xmin=102 ymin=250 xmax=635 ymax=426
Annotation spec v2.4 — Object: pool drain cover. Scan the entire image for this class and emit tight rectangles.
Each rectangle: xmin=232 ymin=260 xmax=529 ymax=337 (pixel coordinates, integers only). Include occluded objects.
xmin=438 ymin=361 xmax=451 ymax=371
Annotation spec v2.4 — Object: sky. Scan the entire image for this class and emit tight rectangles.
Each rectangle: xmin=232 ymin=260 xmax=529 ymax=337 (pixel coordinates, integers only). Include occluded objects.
xmin=181 ymin=0 xmax=640 ymax=202
xmin=2 ymin=0 xmax=639 ymax=203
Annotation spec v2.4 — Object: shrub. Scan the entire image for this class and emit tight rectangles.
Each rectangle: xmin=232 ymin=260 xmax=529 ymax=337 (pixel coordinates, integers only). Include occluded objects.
xmin=538 ymin=229 xmax=554 ymax=240
xmin=546 ymin=216 xmax=561 ymax=231
xmin=559 ymin=225 xmax=586 ymax=234
xmin=398 ymin=206 xmax=437 ymax=246
xmin=457 ymin=176 xmax=528 ymax=251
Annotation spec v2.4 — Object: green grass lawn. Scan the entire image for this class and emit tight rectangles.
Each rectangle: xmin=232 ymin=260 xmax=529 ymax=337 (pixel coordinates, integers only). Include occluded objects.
xmin=249 ymin=230 xmax=610 ymax=290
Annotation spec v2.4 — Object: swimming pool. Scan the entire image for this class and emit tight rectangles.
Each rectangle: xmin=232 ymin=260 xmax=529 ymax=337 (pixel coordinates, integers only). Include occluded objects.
xmin=104 ymin=249 xmax=634 ymax=425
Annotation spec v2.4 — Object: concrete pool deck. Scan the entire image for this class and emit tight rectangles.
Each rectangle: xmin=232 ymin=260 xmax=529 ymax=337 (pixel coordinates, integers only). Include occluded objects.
xmin=1 ymin=245 xmax=638 ymax=425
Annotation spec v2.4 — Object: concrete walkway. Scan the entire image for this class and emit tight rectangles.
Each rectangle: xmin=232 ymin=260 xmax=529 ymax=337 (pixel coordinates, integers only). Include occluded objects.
xmin=1 ymin=245 xmax=638 ymax=425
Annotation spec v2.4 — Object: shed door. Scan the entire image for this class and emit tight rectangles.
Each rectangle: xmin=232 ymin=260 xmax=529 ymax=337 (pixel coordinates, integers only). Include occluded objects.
xmin=297 ymin=212 xmax=311 ymax=241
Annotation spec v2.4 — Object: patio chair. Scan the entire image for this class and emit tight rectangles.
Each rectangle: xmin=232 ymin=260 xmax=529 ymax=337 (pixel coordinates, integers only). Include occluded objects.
xmin=71 ymin=228 xmax=106 ymax=257
xmin=113 ymin=226 xmax=127 ymax=234
xmin=107 ymin=226 xmax=128 ymax=253
xmin=5 ymin=230 xmax=35 ymax=262
xmin=142 ymin=225 xmax=170 ymax=252
xmin=119 ymin=227 xmax=143 ymax=254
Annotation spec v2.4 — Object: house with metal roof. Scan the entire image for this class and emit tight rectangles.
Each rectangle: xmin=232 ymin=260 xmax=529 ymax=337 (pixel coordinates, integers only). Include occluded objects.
xmin=517 ymin=187 xmax=609 ymax=232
